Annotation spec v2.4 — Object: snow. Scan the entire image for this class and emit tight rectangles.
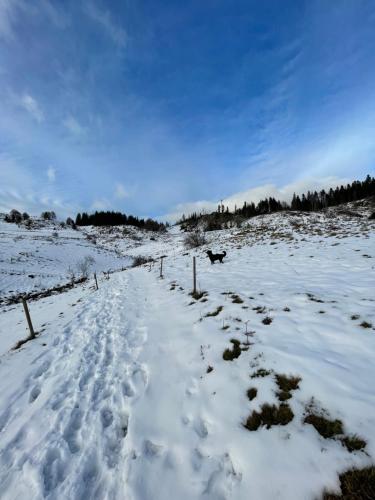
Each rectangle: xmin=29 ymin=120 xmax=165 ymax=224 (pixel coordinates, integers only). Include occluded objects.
xmin=0 ymin=207 xmax=374 ymax=499
xmin=0 ymin=219 xmax=132 ymax=300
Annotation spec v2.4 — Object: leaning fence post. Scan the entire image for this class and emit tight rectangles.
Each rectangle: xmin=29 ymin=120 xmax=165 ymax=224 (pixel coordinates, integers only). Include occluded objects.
xmin=22 ymin=297 xmax=35 ymax=339
xmin=94 ymin=272 xmax=99 ymax=290
xmin=193 ymin=256 xmax=197 ymax=295
xmin=160 ymin=256 xmax=164 ymax=278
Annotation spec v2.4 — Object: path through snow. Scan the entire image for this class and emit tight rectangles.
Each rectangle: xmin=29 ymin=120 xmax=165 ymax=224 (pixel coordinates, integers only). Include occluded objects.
xmin=0 ymin=272 xmax=150 ymax=499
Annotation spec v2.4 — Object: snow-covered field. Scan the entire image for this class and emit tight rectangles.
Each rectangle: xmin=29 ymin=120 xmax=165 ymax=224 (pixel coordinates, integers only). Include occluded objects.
xmin=0 ymin=206 xmax=374 ymax=499
xmin=0 ymin=219 xmax=142 ymax=303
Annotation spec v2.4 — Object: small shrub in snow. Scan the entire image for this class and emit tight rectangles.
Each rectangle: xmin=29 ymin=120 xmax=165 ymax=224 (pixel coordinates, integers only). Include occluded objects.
xmin=231 ymin=294 xmax=244 ymax=304
xmin=250 ymin=368 xmax=272 ymax=378
xmin=360 ymin=320 xmax=372 ymax=328
xmin=189 ymin=290 xmax=208 ymax=300
xmin=247 ymin=387 xmax=257 ymax=401
xmin=204 ymin=305 xmax=223 ymax=317
xmin=66 ymin=217 xmax=76 ymax=229
xmin=341 ymin=435 xmax=367 ymax=453
xmin=183 ymin=231 xmax=207 ymax=249
xmin=132 ymin=255 xmax=153 ymax=267
xmin=262 ymin=316 xmax=273 ymax=325
xmin=77 ymin=256 xmax=95 ymax=277
xmin=5 ymin=209 xmax=22 ymax=223
xmin=304 ymin=413 xmax=343 ymax=438
xmin=223 ymin=339 xmax=243 ymax=361
xmin=304 ymin=407 xmax=367 ymax=453
xmin=244 ymin=403 xmax=294 ymax=431
xmin=253 ymin=305 xmax=266 ymax=313
xmin=275 ymin=374 xmax=301 ymax=401
xmin=323 ymin=466 xmax=375 ymax=499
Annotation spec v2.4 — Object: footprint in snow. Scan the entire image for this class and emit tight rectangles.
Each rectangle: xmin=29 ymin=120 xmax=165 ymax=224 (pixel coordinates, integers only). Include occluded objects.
xmin=144 ymin=439 xmax=164 ymax=459
xmin=63 ymin=406 xmax=83 ymax=454
xmin=130 ymin=364 xmax=149 ymax=396
xmin=101 ymin=407 xmax=114 ymax=428
xmin=118 ymin=412 xmax=129 ymax=438
xmin=186 ymin=378 xmax=198 ymax=397
xmin=42 ymin=447 xmax=66 ymax=495
xmin=194 ymin=417 xmax=209 ymax=439
xmin=203 ymin=452 xmax=242 ymax=498
xmin=33 ymin=359 xmax=51 ymax=378
xmin=122 ymin=380 xmax=136 ymax=398
xmin=29 ymin=384 xmax=41 ymax=403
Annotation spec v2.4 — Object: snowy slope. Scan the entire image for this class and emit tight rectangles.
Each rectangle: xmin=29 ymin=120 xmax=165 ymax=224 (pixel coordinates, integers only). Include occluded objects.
xmin=0 ymin=220 xmax=136 ymax=302
xmin=0 ymin=206 xmax=374 ymax=499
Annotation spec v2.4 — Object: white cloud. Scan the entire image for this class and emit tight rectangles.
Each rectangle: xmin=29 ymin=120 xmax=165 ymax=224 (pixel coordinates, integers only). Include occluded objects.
xmin=0 ymin=186 xmax=76 ymax=218
xmin=114 ymin=182 xmax=128 ymax=199
xmin=91 ymin=198 xmax=110 ymax=211
xmin=38 ymin=0 xmax=70 ymax=28
xmin=47 ymin=166 xmax=56 ymax=182
xmin=20 ymin=93 xmax=44 ymax=122
xmin=63 ymin=115 xmax=85 ymax=136
xmin=161 ymin=176 xmax=350 ymax=223
xmin=85 ymin=1 xmax=126 ymax=48
xmin=0 ymin=153 xmax=77 ymax=218
xmin=0 ymin=0 xmax=19 ymax=41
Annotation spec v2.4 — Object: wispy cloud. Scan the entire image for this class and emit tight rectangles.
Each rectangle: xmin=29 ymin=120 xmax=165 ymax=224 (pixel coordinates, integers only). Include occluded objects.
xmin=114 ymin=183 xmax=128 ymax=199
xmin=47 ymin=166 xmax=56 ymax=182
xmin=0 ymin=185 xmax=77 ymax=217
xmin=91 ymin=198 xmax=110 ymax=211
xmin=20 ymin=93 xmax=44 ymax=122
xmin=85 ymin=1 xmax=126 ymax=48
xmin=0 ymin=0 xmax=19 ymax=41
xmin=0 ymin=153 xmax=77 ymax=217
xmin=63 ymin=115 xmax=86 ymax=137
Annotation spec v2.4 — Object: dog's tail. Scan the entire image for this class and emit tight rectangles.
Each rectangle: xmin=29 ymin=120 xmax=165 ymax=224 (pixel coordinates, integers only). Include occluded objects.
xmin=223 ymin=251 xmax=226 ymax=257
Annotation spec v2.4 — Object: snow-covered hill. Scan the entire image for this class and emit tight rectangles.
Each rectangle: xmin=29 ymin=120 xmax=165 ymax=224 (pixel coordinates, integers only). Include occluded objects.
xmin=0 ymin=204 xmax=374 ymax=499
xmin=0 ymin=218 xmax=164 ymax=304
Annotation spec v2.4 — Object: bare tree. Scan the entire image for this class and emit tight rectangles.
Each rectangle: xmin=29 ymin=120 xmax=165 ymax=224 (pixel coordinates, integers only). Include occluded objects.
xmin=184 ymin=231 xmax=207 ymax=249
xmin=76 ymin=256 xmax=95 ymax=277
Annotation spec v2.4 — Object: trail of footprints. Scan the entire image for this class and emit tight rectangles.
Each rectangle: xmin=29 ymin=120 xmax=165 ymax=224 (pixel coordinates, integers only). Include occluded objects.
xmin=0 ymin=279 xmax=152 ymax=498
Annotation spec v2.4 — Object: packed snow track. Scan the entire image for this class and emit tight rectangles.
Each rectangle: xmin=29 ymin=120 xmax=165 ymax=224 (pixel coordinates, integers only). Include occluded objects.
xmin=0 ymin=272 xmax=150 ymax=499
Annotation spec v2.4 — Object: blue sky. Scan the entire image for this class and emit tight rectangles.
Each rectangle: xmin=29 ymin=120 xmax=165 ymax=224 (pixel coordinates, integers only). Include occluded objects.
xmin=0 ymin=0 xmax=375 ymax=220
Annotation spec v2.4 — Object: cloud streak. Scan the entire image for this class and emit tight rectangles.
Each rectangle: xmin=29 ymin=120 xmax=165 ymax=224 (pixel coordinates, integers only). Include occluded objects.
xmin=47 ymin=166 xmax=56 ymax=182
xmin=20 ymin=94 xmax=44 ymax=122
xmin=114 ymin=183 xmax=128 ymax=199
xmin=63 ymin=115 xmax=86 ymax=137
xmin=85 ymin=1 xmax=126 ymax=48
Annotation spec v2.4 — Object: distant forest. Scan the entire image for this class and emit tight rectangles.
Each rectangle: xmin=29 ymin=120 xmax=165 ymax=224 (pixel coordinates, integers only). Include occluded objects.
xmin=179 ymin=175 xmax=375 ymax=225
xmin=75 ymin=211 xmax=167 ymax=232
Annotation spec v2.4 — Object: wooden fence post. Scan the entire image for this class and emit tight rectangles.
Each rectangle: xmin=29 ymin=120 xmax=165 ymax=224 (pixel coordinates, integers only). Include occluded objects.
xmin=22 ymin=297 xmax=35 ymax=339
xmin=94 ymin=272 xmax=99 ymax=290
xmin=160 ymin=257 xmax=164 ymax=278
xmin=193 ymin=256 xmax=197 ymax=294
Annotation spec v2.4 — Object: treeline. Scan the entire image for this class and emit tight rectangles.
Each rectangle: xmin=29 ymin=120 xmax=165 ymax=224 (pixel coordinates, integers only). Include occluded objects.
xmin=179 ymin=175 xmax=375 ymax=224
xmin=75 ymin=211 xmax=167 ymax=232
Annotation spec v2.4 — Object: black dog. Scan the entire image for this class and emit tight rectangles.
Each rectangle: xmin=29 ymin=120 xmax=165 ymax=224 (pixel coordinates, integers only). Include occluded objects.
xmin=206 ymin=250 xmax=226 ymax=264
